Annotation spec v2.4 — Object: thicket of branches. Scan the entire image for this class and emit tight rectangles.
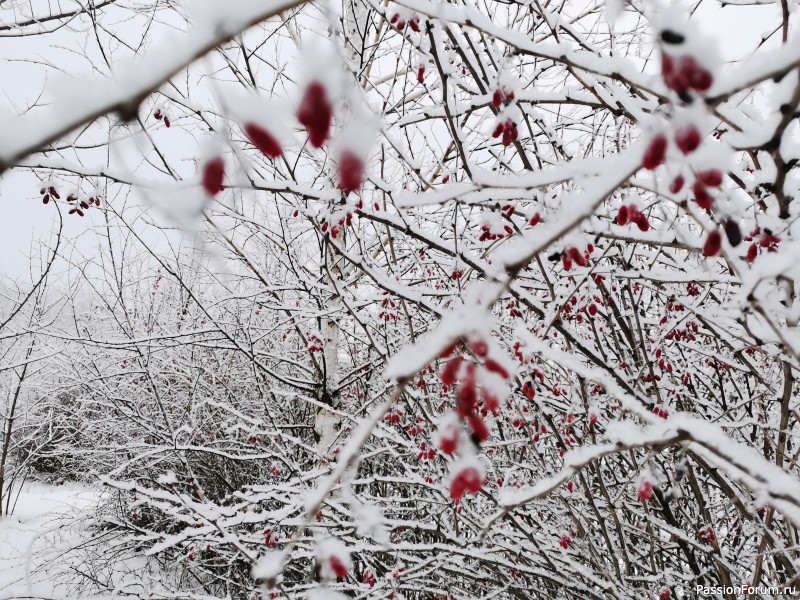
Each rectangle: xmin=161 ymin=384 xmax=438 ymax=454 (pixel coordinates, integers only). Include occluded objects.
xmin=3 ymin=0 xmax=800 ymax=598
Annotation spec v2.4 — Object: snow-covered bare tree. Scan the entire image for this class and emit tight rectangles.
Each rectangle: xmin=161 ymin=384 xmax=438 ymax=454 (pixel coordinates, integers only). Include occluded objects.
xmin=3 ymin=0 xmax=800 ymax=598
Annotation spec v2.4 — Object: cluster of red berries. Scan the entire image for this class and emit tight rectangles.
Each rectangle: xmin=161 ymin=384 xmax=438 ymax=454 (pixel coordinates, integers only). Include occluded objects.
xmin=449 ymin=464 xmax=484 ymax=501
xmin=153 ymin=109 xmax=170 ymax=127
xmin=67 ymin=193 xmax=100 ymax=216
xmin=744 ymin=227 xmax=780 ymax=261
xmin=561 ymin=246 xmax=589 ymax=270
xmin=263 ymin=528 xmax=278 ymax=548
xmin=307 ymin=334 xmax=324 ymax=353
xmin=492 ymin=119 xmax=519 ymax=147
xmin=478 ymin=222 xmax=514 ymax=242
xmin=662 ymin=54 xmax=713 ymax=95
xmin=559 ymin=532 xmax=576 ymax=549
xmin=389 ymin=12 xmax=421 ymax=32
xmin=690 ymin=169 xmax=723 ymax=209
xmin=616 ymin=204 xmax=650 ymax=231
xmin=652 ymin=406 xmax=669 ymax=419
xmin=491 ymin=86 xmax=515 ymax=108
xmin=363 ymin=569 xmax=377 ymax=588
xmin=39 ymin=185 xmax=59 ymax=204
xmin=698 ymin=525 xmax=716 ymax=543
xmin=321 ymin=211 xmax=357 ymax=239
xmin=384 ymin=408 xmax=404 ymax=425
xmin=638 ymin=478 xmax=654 ymax=501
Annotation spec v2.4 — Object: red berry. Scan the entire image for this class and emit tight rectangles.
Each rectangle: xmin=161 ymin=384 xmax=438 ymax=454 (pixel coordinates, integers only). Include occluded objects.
xmin=692 ymin=180 xmax=713 ymax=209
xmin=642 ymin=134 xmax=668 ymax=170
xmin=632 ymin=211 xmax=650 ymax=232
xmin=329 ymin=556 xmax=349 ymax=579
xmin=616 ymin=205 xmax=629 ymax=225
xmin=441 ymin=356 xmax=464 ymax=385
xmin=164 ymin=116 xmax=171 ymax=128
xmin=244 ymin=123 xmax=282 ymax=159
xmin=298 ymin=81 xmax=333 ymax=148
xmin=338 ymin=151 xmax=364 ymax=194
xmin=469 ymin=338 xmax=489 ymax=357
xmin=702 ymin=230 xmax=722 ymax=257
xmin=468 ymin=414 xmax=490 ymax=442
xmin=202 ymin=157 xmax=225 ymax=196
xmin=746 ymin=242 xmax=758 ymax=262
xmin=566 ymin=246 xmax=587 ymax=267
xmin=492 ymin=89 xmax=503 ymax=108
xmin=675 ymin=125 xmax=701 ymax=154
xmin=484 ymin=358 xmax=510 ymax=379
xmin=697 ymin=169 xmax=723 ymax=187
xmin=638 ymin=479 xmax=654 ymax=501
xmin=417 ymin=65 xmax=425 ymax=84
xmin=669 ymin=175 xmax=685 ymax=194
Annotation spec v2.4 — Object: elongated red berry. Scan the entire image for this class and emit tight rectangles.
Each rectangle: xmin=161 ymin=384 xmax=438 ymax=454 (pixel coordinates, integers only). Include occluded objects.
xmin=642 ymin=134 xmax=668 ymax=170
xmin=441 ymin=356 xmax=464 ymax=385
xmin=697 ymin=169 xmax=722 ymax=187
xmin=669 ymin=175 xmax=685 ymax=194
xmin=202 ymin=157 xmax=225 ymax=196
xmin=329 ymin=556 xmax=349 ymax=579
xmin=616 ymin=205 xmax=629 ymax=225
xmin=244 ymin=123 xmax=282 ymax=159
xmin=338 ymin=151 xmax=364 ymax=194
xmin=692 ymin=180 xmax=713 ymax=209
xmin=492 ymin=89 xmax=502 ymax=108
xmin=566 ymin=246 xmax=587 ymax=267
xmin=417 ymin=65 xmax=425 ymax=84
xmin=675 ymin=126 xmax=701 ymax=154
xmin=702 ymin=230 xmax=722 ymax=257
xmin=298 ymin=81 xmax=333 ymax=148
xmin=484 ymin=358 xmax=510 ymax=379
xmin=746 ymin=242 xmax=757 ymax=262
xmin=632 ymin=211 xmax=650 ymax=232
xmin=468 ymin=414 xmax=490 ymax=442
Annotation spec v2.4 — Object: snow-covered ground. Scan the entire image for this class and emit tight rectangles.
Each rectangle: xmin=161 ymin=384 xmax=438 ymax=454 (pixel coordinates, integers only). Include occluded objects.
xmin=0 ymin=482 xmax=100 ymax=600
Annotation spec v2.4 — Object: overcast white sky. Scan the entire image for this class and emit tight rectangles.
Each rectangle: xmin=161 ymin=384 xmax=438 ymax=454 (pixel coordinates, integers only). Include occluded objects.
xmin=0 ymin=0 xmax=783 ymax=284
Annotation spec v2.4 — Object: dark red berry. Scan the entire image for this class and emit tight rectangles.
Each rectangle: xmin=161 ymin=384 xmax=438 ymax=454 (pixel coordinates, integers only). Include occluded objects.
xmin=298 ymin=81 xmax=333 ymax=148
xmin=338 ymin=151 xmax=364 ymax=194
xmin=702 ymin=230 xmax=722 ymax=257
xmin=692 ymin=180 xmax=713 ymax=210
xmin=642 ymin=134 xmax=668 ymax=170
xmin=202 ymin=156 xmax=225 ymax=196
xmin=244 ymin=123 xmax=283 ymax=159
xmin=675 ymin=126 xmax=701 ymax=154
